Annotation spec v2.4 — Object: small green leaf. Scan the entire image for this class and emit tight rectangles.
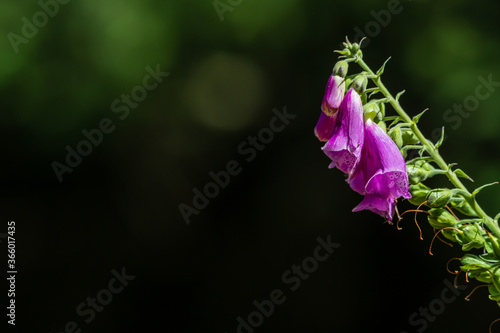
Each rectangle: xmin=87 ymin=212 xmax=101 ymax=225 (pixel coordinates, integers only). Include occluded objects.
xmin=450 ymin=197 xmax=477 ymax=217
xmin=376 ymin=57 xmax=391 ymax=77
xmin=472 ymin=182 xmax=499 ymax=197
xmin=489 ymin=284 xmax=500 ymax=299
xmin=406 ymin=156 xmax=434 ymax=165
xmin=401 ymin=145 xmax=423 ymax=158
xmin=454 ymin=168 xmax=474 ymax=182
xmin=476 ymin=272 xmax=493 ymax=284
xmin=460 ymin=254 xmax=491 ymax=270
xmin=462 ymin=240 xmax=484 ymax=251
xmin=401 ymin=129 xmax=420 ymax=145
xmin=494 ymin=212 xmax=500 ymax=223
xmin=487 ymin=234 xmax=500 ymax=259
xmin=387 ymin=116 xmax=404 ymax=128
xmin=395 ymin=90 xmax=406 ymax=101
xmin=435 ymin=127 xmax=445 ymax=149
xmin=412 ymin=109 xmax=428 ymax=124
xmin=366 ymin=88 xmax=381 ymax=98
xmin=418 ymin=146 xmax=427 ymax=156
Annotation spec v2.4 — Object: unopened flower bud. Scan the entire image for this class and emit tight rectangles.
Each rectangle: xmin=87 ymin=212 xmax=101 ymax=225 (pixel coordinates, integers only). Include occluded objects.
xmin=426 ymin=188 xmax=454 ymax=208
xmin=427 ymin=208 xmax=457 ymax=229
xmin=388 ymin=127 xmax=403 ymax=149
xmin=459 ymin=225 xmax=484 ymax=251
xmin=321 ymin=74 xmax=346 ymax=116
xmin=376 ymin=119 xmax=387 ymax=132
xmin=405 ymin=161 xmax=434 ymax=185
xmin=362 ymin=101 xmax=380 ymax=122
xmin=408 ymin=183 xmax=431 ymax=206
xmin=333 ymin=61 xmax=349 ymax=78
xmin=406 ymin=165 xmax=428 ymax=185
xmin=351 ymin=43 xmax=360 ymax=53
xmin=352 ymin=75 xmax=368 ymax=94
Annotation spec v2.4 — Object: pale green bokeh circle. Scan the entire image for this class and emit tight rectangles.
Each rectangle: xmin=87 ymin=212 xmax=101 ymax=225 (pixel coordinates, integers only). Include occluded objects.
xmin=184 ymin=53 xmax=268 ymax=131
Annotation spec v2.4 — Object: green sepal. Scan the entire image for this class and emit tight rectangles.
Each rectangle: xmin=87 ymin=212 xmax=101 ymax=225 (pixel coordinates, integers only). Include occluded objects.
xmin=491 ymin=267 xmax=500 ymax=295
xmin=395 ymin=90 xmax=406 ymax=101
xmin=476 ymin=271 xmax=493 ymax=284
xmin=494 ymin=212 xmax=500 ymax=223
xmin=484 ymin=237 xmax=496 ymax=257
xmin=376 ymin=57 xmax=391 ymax=77
xmin=334 ymin=49 xmax=349 ymax=57
xmin=441 ymin=228 xmax=459 ymax=242
xmin=454 ymin=168 xmax=474 ymax=182
xmin=472 ymin=182 xmax=499 ymax=198
xmin=458 ymin=225 xmax=484 ymax=251
xmin=412 ymin=109 xmax=428 ymax=124
xmin=462 ymin=239 xmax=484 ymax=251
xmin=486 ymin=234 xmax=500 ymax=259
xmin=434 ymin=127 xmax=445 ymax=150
xmin=460 ymin=254 xmax=492 ymax=270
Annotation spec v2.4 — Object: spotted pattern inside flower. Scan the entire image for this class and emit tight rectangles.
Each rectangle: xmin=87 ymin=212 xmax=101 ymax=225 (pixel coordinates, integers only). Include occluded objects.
xmin=337 ymin=151 xmax=357 ymax=173
xmin=386 ymin=172 xmax=410 ymax=198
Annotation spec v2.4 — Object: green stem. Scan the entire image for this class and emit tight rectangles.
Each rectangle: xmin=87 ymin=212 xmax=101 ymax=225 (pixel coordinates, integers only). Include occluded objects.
xmin=356 ymin=57 xmax=500 ymax=240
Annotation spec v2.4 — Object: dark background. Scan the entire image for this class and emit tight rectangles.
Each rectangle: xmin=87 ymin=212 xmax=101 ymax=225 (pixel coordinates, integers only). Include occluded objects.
xmin=2 ymin=0 xmax=500 ymax=332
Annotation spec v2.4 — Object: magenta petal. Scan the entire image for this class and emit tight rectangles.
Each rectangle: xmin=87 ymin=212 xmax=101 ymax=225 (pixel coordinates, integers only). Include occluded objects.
xmin=361 ymin=119 xmax=411 ymax=199
xmin=314 ymin=111 xmax=337 ymax=142
xmin=348 ymin=118 xmax=410 ymax=222
xmin=353 ymin=194 xmax=396 ymax=223
xmin=347 ymin=162 xmax=365 ymax=195
xmin=322 ymin=88 xmax=364 ymax=173
xmin=321 ymin=75 xmax=345 ymax=115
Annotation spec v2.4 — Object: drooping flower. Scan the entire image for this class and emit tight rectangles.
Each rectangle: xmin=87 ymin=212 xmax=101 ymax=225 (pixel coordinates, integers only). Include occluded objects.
xmin=314 ymin=74 xmax=345 ymax=142
xmin=322 ymin=88 xmax=364 ymax=173
xmin=348 ymin=118 xmax=411 ymax=222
